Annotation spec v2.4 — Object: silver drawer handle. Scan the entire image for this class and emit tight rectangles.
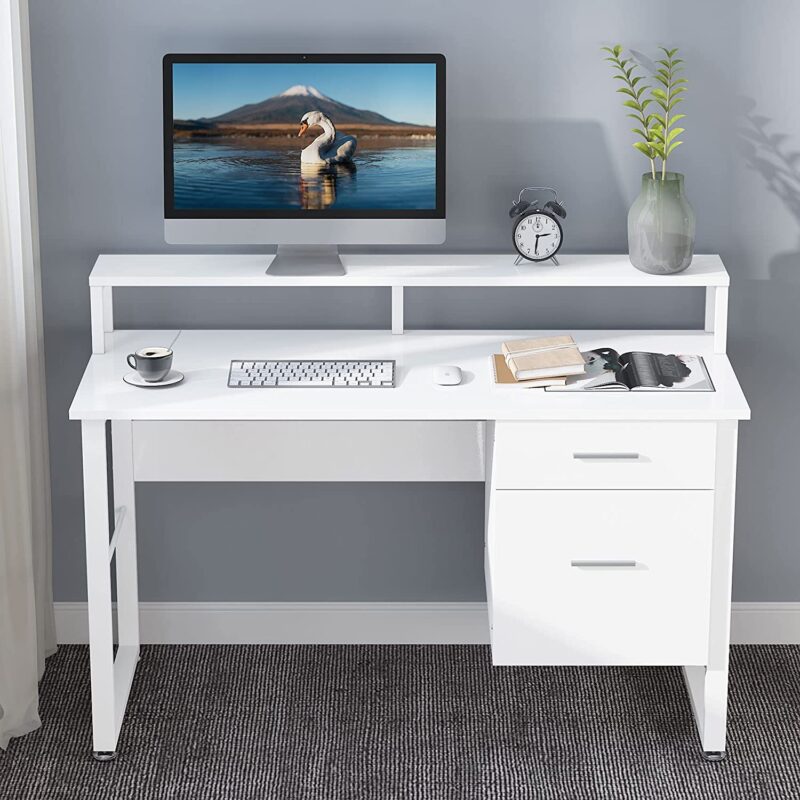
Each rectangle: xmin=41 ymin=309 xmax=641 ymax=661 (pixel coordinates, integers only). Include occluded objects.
xmin=571 ymin=559 xmax=637 ymax=568
xmin=573 ymin=452 xmax=640 ymax=460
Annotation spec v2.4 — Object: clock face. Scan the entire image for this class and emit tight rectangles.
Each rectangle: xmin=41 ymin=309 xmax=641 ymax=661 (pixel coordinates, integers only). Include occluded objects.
xmin=513 ymin=212 xmax=563 ymax=261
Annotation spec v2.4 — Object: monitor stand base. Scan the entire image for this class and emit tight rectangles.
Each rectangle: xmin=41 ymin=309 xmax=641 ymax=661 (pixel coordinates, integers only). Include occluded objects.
xmin=267 ymin=246 xmax=346 ymax=276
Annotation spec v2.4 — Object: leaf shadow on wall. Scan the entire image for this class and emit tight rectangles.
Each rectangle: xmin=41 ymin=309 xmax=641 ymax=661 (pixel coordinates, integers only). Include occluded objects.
xmin=738 ymin=99 xmax=800 ymax=280
xmin=730 ymin=99 xmax=800 ymax=599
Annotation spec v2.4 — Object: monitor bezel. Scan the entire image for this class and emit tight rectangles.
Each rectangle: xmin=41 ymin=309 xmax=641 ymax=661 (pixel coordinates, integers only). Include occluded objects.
xmin=163 ymin=53 xmax=446 ymax=220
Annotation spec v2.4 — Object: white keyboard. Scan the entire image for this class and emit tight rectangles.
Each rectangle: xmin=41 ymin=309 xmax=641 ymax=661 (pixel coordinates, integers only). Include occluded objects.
xmin=228 ymin=359 xmax=396 ymax=388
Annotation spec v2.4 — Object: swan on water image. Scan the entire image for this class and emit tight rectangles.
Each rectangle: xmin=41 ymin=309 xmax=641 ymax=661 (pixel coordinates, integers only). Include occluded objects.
xmin=298 ymin=110 xmax=357 ymax=165
xmin=170 ymin=62 xmax=438 ymax=211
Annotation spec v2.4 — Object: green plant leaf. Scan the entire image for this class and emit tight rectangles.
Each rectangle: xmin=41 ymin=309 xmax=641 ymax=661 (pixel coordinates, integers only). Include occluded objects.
xmin=622 ymin=99 xmax=642 ymax=109
xmin=614 ymin=44 xmax=623 ymax=57
xmin=668 ymin=96 xmax=684 ymax=110
xmin=666 ymin=127 xmax=684 ymax=143
xmin=616 ymin=87 xmax=637 ymax=98
xmin=654 ymin=74 xmax=669 ymax=88
xmin=666 ymin=140 xmax=683 ymax=155
xmin=651 ymin=88 xmax=668 ymax=100
xmin=631 ymin=127 xmax=650 ymax=139
xmin=648 ymin=112 xmax=666 ymax=127
xmin=670 ymin=113 xmax=686 ymax=124
xmin=633 ymin=141 xmax=655 ymax=158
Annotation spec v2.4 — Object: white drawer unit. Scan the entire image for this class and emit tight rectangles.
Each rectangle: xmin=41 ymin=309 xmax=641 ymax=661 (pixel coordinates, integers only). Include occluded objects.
xmin=483 ymin=413 xmax=742 ymax=759
xmin=487 ymin=489 xmax=714 ymax=666
xmin=492 ymin=421 xmax=716 ymax=489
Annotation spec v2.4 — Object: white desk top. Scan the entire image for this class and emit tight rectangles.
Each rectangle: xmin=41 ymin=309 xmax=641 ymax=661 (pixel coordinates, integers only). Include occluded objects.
xmin=69 ymin=329 xmax=750 ymax=422
xmin=89 ymin=253 xmax=729 ymax=288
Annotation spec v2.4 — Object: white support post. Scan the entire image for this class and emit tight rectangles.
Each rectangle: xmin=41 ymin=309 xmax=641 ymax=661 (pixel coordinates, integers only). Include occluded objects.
xmin=704 ymin=287 xmax=715 ymax=332
xmin=683 ymin=420 xmax=738 ymax=759
xmin=81 ymin=420 xmax=117 ymax=756
xmin=112 ymin=420 xmax=140 ymax=654
xmin=705 ymin=286 xmax=728 ymax=353
xmin=391 ymin=285 xmax=404 ymax=335
xmin=103 ymin=285 xmax=113 ymax=333
xmin=89 ymin=285 xmax=112 ymax=354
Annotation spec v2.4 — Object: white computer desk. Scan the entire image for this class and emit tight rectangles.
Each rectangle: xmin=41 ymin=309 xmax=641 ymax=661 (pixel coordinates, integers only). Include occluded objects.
xmin=69 ymin=254 xmax=749 ymax=761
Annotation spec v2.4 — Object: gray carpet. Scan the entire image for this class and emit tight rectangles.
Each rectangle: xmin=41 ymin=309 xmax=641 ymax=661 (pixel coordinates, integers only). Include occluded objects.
xmin=1 ymin=646 xmax=799 ymax=799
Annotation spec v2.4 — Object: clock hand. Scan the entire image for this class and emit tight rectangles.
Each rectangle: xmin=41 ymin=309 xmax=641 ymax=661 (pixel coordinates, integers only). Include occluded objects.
xmin=534 ymin=235 xmax=540 ymax=255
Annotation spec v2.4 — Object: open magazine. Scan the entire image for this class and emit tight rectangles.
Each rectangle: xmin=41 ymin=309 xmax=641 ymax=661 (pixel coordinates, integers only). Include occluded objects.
xmin=546 ymin=348 xmax=715 ymax=392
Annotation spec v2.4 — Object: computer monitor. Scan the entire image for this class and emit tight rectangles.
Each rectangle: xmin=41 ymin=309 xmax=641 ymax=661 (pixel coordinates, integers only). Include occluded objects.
xmin=163 ymin=53 xmax=446 ymax=274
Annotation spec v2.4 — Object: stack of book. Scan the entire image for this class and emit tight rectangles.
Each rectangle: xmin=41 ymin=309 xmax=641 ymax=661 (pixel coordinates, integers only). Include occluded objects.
xmin=491 ymin=335 xmax=586 ymax=389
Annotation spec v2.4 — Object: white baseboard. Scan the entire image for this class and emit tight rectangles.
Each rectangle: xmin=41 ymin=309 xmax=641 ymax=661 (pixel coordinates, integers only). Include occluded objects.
xmin=53 ymin=601 xmax=800 ymax=646
xmin=729 ymin=602 xmax=800 ymax=644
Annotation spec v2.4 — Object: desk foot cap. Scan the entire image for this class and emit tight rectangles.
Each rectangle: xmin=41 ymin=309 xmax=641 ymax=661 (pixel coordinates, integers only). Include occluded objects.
xmin=93 ymin=751 xmax=117 ymax=762
xmin=702 ymin=750 xmax=726 ymax=762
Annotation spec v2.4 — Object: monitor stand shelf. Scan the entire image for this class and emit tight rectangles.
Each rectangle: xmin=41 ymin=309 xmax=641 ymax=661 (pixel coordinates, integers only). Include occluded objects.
xmin=88 ymin=252 xmax=730 ymax=351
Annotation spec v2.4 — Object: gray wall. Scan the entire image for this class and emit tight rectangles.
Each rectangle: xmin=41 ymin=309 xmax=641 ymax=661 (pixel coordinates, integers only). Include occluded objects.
xmin=29 ymin=0 xmax=800 ymax=603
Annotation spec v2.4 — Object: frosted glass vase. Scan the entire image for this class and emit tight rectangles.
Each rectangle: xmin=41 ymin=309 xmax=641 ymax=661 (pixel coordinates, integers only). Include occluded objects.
xmin=628 ymin=172 xmax=695 ymax=275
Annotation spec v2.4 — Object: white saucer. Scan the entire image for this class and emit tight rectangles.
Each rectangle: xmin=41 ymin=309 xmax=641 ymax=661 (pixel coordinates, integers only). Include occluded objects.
xmin=123 ymin=370 xmax=184 ymax=388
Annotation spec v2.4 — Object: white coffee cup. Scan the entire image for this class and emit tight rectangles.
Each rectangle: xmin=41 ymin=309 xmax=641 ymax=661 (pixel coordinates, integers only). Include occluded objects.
xmin=126 ymin=347 xmax=173 ymax=382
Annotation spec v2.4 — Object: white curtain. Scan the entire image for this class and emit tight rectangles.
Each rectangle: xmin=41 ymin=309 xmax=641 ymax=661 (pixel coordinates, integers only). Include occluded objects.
xmin=0 ymin=0 xmax=56 ymax=750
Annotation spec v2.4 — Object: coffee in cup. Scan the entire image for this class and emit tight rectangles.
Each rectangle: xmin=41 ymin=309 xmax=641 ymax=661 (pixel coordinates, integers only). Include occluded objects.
xmin=126 ymin=347 xmax=173 ymax=383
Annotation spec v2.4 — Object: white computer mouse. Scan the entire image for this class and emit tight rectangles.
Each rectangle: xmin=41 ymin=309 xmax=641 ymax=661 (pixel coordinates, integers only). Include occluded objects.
xmin=434 ymin=365 xmax=463 ymax=386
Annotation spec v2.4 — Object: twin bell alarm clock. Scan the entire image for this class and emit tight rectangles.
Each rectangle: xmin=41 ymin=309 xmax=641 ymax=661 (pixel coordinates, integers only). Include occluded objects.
xmin=509 ymin=187 xmax=567 ymax=265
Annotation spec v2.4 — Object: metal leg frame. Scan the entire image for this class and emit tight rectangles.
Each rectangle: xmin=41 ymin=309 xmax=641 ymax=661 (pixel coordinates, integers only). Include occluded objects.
xmin=682 ymin=421 xmax=738 ymax=761
xmin=82 ymin=420 xmax=140 ymax=760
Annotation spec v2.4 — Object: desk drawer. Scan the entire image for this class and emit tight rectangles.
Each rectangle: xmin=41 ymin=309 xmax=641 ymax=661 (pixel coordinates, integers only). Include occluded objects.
xmin=492 ymin=422 xmax=716 ymax=489
xmin=487 ymin=489 xmax=713 ymax=665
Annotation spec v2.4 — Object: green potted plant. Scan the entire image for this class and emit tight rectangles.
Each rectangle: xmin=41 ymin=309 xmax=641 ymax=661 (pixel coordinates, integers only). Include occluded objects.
xmin=603 ymin=44 xmax=695 ymax=274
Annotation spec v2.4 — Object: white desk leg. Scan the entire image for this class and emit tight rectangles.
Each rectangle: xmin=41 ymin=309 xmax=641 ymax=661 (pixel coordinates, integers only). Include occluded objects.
xmin=112 ymin=420 xmax=140 ymax=655
xmin=81 ymin=420 xmax=117 ymax=759
xmin=683 ymin=420 xmax=738 ymax=760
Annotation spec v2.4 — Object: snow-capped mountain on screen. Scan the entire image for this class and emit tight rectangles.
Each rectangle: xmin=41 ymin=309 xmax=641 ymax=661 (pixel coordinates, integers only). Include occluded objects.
xmin=280 ymin=85 xmax=331 ymax=100
xmin=205 ymin=85 xmax=413 ymax=126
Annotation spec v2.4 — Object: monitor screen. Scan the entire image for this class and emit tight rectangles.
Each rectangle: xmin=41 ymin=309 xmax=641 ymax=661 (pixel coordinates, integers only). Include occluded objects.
xmin=163 ymin=54 xmax=445 ymax=220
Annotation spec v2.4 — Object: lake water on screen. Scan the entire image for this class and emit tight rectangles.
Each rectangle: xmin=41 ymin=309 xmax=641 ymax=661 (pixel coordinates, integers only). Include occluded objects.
xmin=173 ymin=138 xmax=437 ymax=211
